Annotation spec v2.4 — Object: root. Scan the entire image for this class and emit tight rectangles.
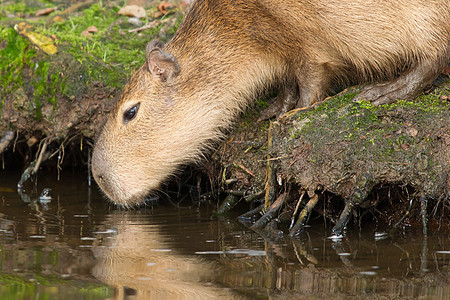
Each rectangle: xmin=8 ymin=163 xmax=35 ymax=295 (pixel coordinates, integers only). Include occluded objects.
xmin=250 ymin=193 xmax=287 ymax=230
xmin=238 ymin=204 xmax=264 ymax=221
xmin=0 ymin=131 xmax=15 ymax=154
xmin=17 ymin=139 xmax=50 ymax=192
xmin=289 ymin=193 xmax=319 ymax=237
xmin=332 ymin=200 xmax=354 ymax=235
xmin=243 ymin=190 xmax=264 ymax=203
xmin=420 ymin=196 xmax=428 ymax=236
xmin=392 ymin=197 xmax=414 ymax=231
xmin=216 ymin=194 xmax=240 ymax=215
xmin=264 ymin=121 xmax=276 ymax=209
xmin=87 ymin=147 xmax=92 ymax=187
xmin=289 ymin=190 xmax=306 ymax=230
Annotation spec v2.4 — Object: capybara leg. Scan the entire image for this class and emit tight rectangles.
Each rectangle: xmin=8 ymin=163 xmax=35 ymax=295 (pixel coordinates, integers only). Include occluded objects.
xmin=258 ymin=81 xmax=298 ymax=120
xmin=259 ymin=62 xmax=330 ymax=120
xmin=296 ymin=62 xmax=329 ymax=108
xmin=353 ymin=59 xmax=445 ymax=105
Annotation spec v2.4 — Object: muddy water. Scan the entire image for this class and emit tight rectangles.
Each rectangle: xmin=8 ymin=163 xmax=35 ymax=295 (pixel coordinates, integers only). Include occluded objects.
xmin=0 ymin=172 xmax=448 ymax=299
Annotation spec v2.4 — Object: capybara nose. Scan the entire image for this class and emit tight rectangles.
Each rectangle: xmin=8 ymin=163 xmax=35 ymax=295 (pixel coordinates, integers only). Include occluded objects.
xmin=93 ymin=173 xmax=104 ymax=187
xmin=91 ymin=151 xmax=106 ymax=189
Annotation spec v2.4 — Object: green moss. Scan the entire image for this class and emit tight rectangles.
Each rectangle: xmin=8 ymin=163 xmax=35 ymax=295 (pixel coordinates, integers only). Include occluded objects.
xmin=285 ymin=80 xmax=449 ymax=170
xmin=33 ymin=2 xmax=172 ymax=88
xmin=0 ymin=27 xmax=35 ymax=110
xmin=291 ymin=93 xmax=380 ymax=139
xmin=2 ymin=2 xmax=180 ymax=88
xmin=1 ymin=1 xmax=182 ymax=124
xmin=0 ymin=2 xmax=46 ymax=16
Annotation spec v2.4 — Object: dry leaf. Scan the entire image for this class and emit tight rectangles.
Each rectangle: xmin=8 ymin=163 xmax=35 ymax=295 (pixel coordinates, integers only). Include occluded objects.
xmin=15 ymin=21 xmax=32 ymax=32
xmin=118 ymin=5 xmax=146 ymax=18
xmin=51 ymin=16 xmax=65 ymax=23
xmin=35 ymin=7 xmax=57 ymax=16
xmin=14 ymin=22 xmax=57 ymax=55
xmin=158 ymin=1 xmax=176 ymax=15
xmin=81 ymin=30 xmax=92 ymax=38
xmin=406 ymin=127 xmax=418 ymax=137
xmin=400 ymin=143 xmax=409 ymax=151
xmin=86 ymin=25 xmax=98 ymax=33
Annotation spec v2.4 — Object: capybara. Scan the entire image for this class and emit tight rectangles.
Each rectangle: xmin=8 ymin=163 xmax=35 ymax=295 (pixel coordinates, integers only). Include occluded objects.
xmin=92 ymin=0 xmax=449 ymax=206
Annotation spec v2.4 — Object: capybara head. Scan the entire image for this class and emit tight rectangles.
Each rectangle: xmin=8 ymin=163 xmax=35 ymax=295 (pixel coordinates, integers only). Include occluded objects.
xmin=92 ymin=40 xmax=211 ymax=206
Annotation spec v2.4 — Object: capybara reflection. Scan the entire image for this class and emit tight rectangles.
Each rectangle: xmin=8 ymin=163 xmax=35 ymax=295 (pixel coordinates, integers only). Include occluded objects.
xmin=92 ymin=0 xmax=449 ymax=206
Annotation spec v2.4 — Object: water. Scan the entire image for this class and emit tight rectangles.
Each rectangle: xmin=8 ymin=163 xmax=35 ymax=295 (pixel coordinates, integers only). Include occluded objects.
xmin=0 ymin=171 xmax=448 ymax=299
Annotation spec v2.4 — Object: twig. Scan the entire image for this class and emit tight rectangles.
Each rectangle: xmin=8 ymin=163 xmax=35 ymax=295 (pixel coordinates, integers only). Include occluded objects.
xmin=47 ymin=134 xmax=79 ymax=159
xmin=289 ymin=191 xmax=306 ymax=230
xmin=264 ymin=121 xmax=274 ymax=209
xmin=257 ymin=155 xmax=291 ymax=162
xmin=235 ymin=163 xmax=255 ymax=177
xmin=128 ymin=20 xmax=159 ymax=33
xmin=33 ymin=140 xmax=48 ymax=174
xmin=60 ymin=0 xmax=95 ymax=15
xmin=392 ymin=197 xmax=414 ymax=229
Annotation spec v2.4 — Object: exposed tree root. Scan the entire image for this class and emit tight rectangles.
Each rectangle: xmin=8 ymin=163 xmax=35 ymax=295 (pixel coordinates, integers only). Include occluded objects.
xmin=0 ymin=131 xmax=14 ymax=154
xmin=289 ymin=191 xmax=306 ymax=230
xmin=420 ymin=196 xmax=428 ymax=236
xmin=250 ymin=193 xmax=287 ymax=231
xmin=331 ymin=200 xmax=354 ymax=236
xmin=290 ymin=193 xmax=319 ymax=237
xmin=391 ymin=197 xmax=414 ymax=232
xmin=213 ymin=78 xmax=449 ymax=236
xmin=216 ymin=194 xmax=240 ymax=215
xmin=263 ymin=121 xmax=277 ymax=209
xmin=17 ymin=138 xmax=50 ymax=193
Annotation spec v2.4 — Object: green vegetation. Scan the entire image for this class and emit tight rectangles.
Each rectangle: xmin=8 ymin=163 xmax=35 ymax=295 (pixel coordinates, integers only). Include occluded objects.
xmin=0 ymin=1 xmax=182 ymax=121
xmin=0 ymin=1 xmax=55 ymax=16
xmin=0 ymin=272 xmax=112 ymax=300
xmin=0 ymin=244 xmax=113 ymax=299
xmin=0 ymin=27 xmax=35 ymax=115
xmin=286 ymin=82 xmax=449 ymax=170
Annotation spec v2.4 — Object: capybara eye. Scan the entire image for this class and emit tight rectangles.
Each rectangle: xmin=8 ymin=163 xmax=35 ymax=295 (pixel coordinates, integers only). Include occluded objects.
xmin=123 ymin=103 xmax=140 ymax=123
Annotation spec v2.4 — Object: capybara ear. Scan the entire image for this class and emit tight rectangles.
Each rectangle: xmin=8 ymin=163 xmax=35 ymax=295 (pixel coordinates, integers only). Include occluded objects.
xmin=146 ymin=39 xmax=180 ymax=82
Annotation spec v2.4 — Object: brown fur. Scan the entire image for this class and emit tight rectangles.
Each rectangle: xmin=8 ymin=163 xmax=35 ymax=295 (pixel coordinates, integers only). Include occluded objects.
xmin=92 ymin=0 xmax=449 ymax=206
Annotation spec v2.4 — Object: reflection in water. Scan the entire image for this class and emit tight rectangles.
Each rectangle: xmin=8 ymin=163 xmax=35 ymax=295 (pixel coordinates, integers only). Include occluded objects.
xmin=91 ymin=213 xmax=237 ymax=299
xmin=0 ymin=172 xmax=448 ymax=299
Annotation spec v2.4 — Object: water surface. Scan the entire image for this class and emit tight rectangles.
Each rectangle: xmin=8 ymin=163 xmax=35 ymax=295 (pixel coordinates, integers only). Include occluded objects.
xmin=0 ymin=171 xmax=448 ymax=299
